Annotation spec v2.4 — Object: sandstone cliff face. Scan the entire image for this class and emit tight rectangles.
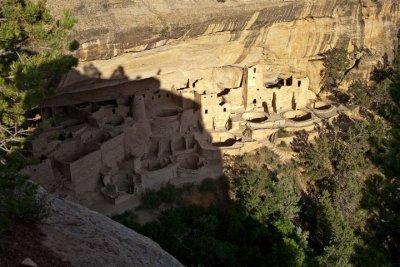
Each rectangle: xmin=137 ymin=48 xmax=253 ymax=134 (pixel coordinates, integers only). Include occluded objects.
xmin=38 ymin=189 xmax=183 ymax=267
xmin=47 ymin=0 xmax=400 ymax=91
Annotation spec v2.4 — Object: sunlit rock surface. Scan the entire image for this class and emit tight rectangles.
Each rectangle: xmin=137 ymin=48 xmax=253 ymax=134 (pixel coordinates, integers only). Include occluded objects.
xmin=48 ymin=0 xmax=400 ymax=91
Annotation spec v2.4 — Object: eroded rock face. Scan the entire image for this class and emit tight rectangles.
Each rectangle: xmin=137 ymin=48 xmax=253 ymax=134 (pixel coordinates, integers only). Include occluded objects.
xmin=47 ymin=0 xmax=400 ymax=91
xmin=39 ymin=188 xmax=183 ymax=267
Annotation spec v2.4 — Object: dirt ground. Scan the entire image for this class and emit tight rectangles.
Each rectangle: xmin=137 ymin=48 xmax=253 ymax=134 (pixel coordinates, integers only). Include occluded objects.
xmin=0 ymin=222 xmax=72 ymax=267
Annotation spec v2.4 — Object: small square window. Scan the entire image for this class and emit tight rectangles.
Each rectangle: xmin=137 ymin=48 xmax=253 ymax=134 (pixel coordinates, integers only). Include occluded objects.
xmin=205 ymin=109 xmax=208 ymax=114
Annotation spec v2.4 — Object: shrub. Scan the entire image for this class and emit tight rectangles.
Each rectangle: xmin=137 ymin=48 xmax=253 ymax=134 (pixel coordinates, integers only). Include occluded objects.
xmin=278 ymin=141 xmax=287 ymax=148
xmin=160 ymin=26 xmax=170 ymax=38
xmin=141 ymin=189 xmax=162 ymax=209
xmin=157 ymin=183 xmax=180 ymax=204
xmin=111 ymin=210 xmax=140 ymax=230
xmin=241 ymin=147 xmax=280 ymax=170
xmin=141 ymin=183 xmax=182 ymax=209
xmin=321 ymin=47 xmax=350 ymax=91
xmin=277 ymin=128 xmax=290 ymax=138
xmin=0 ymin=172 xmax=49 ymax=232
xmin=199 ymin=178 xmax=219 ymax=193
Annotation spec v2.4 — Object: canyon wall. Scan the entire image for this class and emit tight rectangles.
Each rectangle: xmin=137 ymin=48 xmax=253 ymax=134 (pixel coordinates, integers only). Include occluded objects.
xmin=47 ymin=0 xmax=400 ymax=91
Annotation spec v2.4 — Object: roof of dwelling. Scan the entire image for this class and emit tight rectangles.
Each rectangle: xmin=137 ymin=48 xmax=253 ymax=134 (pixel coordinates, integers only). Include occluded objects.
xmin=263 ymin=73 xmax=307 ymax=84
xmin=192 ymin=80 xmax=220 ymax=94
xmin=57 ymin=78 xmax=130 ymax=94
xmin=42 ymin=78 xmax=161 ymax=107
xmin=263 ymin=73 xmax=291 ymax=81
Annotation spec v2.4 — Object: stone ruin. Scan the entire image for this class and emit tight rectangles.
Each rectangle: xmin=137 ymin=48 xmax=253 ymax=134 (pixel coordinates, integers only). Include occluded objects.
xmin=23 ymin=65 xmax=341 ymax=208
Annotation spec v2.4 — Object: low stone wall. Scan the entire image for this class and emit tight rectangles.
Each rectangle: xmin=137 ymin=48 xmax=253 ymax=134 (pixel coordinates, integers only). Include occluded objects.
xmin=140 ymin=165 xmax=177 ymax=189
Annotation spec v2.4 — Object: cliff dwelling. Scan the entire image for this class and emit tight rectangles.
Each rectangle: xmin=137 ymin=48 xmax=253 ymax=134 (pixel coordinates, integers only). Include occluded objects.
xmin=23 ymin=65 xmax=342 ymax=209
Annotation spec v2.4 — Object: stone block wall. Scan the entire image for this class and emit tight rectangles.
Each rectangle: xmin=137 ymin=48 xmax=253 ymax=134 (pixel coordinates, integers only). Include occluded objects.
xmin=70 ymin=149 xmax=102 ymax=194
xmin=140 ymin=165 xmax=177 ymax=188
xmin=101 ymin=133 xmax=125 ymax=169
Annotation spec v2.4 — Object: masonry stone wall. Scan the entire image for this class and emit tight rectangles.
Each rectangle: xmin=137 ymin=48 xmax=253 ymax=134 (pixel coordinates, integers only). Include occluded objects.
xmin=27 ymin=64 xmax=337 ymax=207
xmin=227 ymin=87 xmax=244 ymax=109
xmin=70 ymin=149 xmax=102 ymax=194
xmin=101 ymin=133 xmax=125 ymax=169
xmin=140 ymin=165 xmax=177 ymax=188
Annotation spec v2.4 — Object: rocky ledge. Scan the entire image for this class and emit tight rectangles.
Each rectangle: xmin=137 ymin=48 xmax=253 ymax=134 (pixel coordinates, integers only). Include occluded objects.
xmin=38 ymin=189 xmax=182 ymax=267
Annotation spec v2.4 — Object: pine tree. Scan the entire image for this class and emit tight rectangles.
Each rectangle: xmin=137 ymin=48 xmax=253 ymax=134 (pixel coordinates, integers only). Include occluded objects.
xmin=0 ymin=0 xmax=78 ymax=160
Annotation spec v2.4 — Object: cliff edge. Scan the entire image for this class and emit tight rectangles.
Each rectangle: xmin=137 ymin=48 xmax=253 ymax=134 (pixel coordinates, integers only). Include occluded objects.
xmin=37 ymin=189 xmax=182 ymax=267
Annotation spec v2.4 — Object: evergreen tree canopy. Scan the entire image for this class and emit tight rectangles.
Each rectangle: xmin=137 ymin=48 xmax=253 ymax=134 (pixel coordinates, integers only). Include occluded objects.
xmin=322 ymin=47 xmax=350 ymax=91
xmin=0 ymin=0 xmax=78 ymax=157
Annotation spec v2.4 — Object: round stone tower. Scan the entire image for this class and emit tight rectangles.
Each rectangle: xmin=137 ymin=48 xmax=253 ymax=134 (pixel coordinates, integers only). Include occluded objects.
xmin=132 ymin=95 xmax=146 ymax=122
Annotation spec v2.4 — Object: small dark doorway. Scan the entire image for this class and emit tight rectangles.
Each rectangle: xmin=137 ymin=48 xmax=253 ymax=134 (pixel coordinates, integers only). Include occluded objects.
xmin=286 ymin=77 xmax=293 ymax=86
xmin=291 ymin=93 xmax=297 ymax=110
xmin=262 ymin=101 xmax=269 ymax=115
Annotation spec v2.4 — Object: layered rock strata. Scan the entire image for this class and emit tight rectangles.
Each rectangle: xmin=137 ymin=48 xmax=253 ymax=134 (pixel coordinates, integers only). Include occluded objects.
xmin=48 ymin=0 xmax=400 ymax=91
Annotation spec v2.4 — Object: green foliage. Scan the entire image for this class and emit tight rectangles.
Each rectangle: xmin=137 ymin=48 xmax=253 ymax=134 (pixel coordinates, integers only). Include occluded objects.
xmin=234 ymin=169 xmax=301 ymax=223
xmin=348 ymin=79 xmax=392 ymax=111
xmin=348 ymin=79 xmax=371 ymax=108
xmin=322 ymin=47 xmax=350 ymax=91
xmin=277 ymin=140 xmax=287 ymax=147
xmin=0 ymin=0 xmax=78 ymax=155
xmin=356 ymin=175 xmax=400 ymax=266
xmin=315 ymin=191 xmax=359 ymax=267
xmin=0 ymin=0 xmax=76 ymax=232
xmin=111 ymin=210 xmax=141 ymax=231
xmin=0 ymin=171 xmax=48 ymax=232
xmin=141 ymin=183 xmax=182 ymax=209
xmin=293 ymin=119 xmax=373 ymax=265
xmin=353 ymin=51 xmax=400 ymax=266
xmin=296 ymin=132 xmax=332 ymax=181
xmin=199 ymin=178 xmax=219 ymax=193
xmin=159 ymin=26 xmax=170 ymax=38
xmin=116 ymin=46 xmax=400 ymax=267
xmin=277 ymin=128 xmax=290 ymax=138
xmin=115 ymin=156 xmax=307 ymax=266
xmin=120 ymin=203 xmax=306 ymax=267
xmin=240 ymin=146 xmax=280 ymax=170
